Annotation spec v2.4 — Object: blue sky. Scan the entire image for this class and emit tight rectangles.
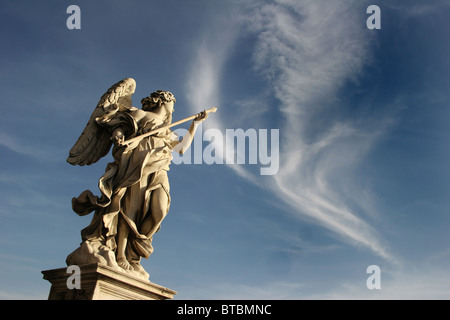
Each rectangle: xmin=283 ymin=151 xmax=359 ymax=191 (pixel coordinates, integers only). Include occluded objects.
xmin=0 ymin=0 xmax=449 ymax=299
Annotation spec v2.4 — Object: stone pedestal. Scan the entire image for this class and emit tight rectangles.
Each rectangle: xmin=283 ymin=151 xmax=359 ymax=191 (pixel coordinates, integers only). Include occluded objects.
xmin=42 ymin=264 xmax=177 ymax=300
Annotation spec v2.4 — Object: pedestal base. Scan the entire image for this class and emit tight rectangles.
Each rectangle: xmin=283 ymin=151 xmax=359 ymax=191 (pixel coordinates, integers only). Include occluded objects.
xmin=42 ymin=264 xmax=177 ymax=300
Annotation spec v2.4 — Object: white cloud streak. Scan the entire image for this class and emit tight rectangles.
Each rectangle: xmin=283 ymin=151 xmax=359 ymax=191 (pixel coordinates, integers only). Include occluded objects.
xmin=0 ymin=130 xmax=60 ymax=162
xmin=183 ymin=17 xmax=258 ymax=182
xmin=247 ymin=0 xmax=396 ymax=261
xmin=184 ymin=0 xmax=397 ymax=262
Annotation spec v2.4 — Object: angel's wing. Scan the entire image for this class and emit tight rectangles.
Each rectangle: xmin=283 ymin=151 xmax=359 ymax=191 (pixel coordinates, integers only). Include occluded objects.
xmin=67 ymin=78 xmax=136 ymax=166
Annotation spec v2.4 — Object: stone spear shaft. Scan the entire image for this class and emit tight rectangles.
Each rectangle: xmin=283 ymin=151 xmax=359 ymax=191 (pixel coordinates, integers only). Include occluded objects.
xmin=122 ymin=107 xmax=217 ymax=146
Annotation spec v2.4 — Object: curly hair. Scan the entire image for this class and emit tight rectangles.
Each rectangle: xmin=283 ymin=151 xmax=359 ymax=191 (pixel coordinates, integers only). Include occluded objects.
xmin=141 ymin=90 xmax=176 ymax=111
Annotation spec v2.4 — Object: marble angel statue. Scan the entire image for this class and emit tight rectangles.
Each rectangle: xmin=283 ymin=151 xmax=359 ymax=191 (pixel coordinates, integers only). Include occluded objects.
xmin=65 ymin=78 xmax=215 ymax=279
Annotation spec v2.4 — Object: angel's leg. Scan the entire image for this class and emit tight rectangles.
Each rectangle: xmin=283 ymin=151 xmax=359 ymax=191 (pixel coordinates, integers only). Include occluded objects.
xmin=116 ymin=218 xmax=132 ymax=270
xmin=141 ymin=187 xmax=169 ymax=239
xmin=116 ymin=182 xmax=142 ymax=270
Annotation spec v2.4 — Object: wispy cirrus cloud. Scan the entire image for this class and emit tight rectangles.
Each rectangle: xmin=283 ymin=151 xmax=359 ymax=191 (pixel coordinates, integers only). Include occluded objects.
xmin=184 ymin=0 xmax=397 ymax=262
xmin=0 ymin=130 xmax=61 ymax=162
xmin=247 ymin=0 xmax=397 ymax=262
xmin=182 ymin=15 xmax=260 ymax=181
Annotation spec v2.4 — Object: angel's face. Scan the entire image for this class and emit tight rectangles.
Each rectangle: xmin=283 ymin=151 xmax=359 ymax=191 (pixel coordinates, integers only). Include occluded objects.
xmin=162 ymin=101 xmax=175 ymax=115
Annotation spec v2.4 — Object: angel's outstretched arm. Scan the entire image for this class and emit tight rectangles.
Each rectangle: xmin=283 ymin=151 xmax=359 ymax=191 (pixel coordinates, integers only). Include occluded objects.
xmin=173 ymin=111 xmax=208 ymax=154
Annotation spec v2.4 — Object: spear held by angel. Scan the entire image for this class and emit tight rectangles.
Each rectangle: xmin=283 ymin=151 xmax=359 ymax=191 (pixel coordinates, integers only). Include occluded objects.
xmin=66 ymin=78 xmax=215 ymax=279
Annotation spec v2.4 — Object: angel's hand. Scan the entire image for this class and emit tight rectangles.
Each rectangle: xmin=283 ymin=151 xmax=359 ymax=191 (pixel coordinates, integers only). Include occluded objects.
xmin=112 ymin=128 xmax=125 ymax=146
xmin=194 ymin=110 xmax=208 ymax=123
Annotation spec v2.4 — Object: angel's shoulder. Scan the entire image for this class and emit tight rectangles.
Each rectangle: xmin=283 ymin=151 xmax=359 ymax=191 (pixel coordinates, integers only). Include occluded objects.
xmin=136 ymin=110 xmax=161 ymax=122
xmin=127 ymin=108 xmax=147 ymax=121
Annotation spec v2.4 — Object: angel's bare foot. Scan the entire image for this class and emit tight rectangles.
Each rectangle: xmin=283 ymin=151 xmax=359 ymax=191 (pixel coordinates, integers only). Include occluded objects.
xmin=117 ymin=257 xmax=132 ymax=271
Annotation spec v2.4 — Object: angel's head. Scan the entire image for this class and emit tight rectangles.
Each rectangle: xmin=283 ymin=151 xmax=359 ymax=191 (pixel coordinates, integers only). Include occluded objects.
xmin=141 ymin=90 xmax=176 ymax=110
xmin=141 ymin=90 xmax=176 ymax=123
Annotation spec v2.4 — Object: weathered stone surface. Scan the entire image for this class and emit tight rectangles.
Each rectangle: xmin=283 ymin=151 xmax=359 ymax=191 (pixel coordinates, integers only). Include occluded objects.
xmin=42 ymin=264 xmax=176 ymax=300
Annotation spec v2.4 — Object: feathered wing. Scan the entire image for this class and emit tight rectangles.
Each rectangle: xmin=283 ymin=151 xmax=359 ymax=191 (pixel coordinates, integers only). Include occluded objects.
xmin=67 ymin=78 xmax=137 ymax=166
